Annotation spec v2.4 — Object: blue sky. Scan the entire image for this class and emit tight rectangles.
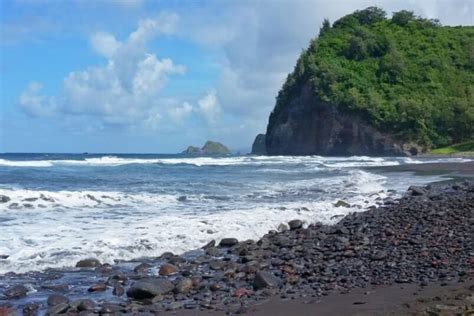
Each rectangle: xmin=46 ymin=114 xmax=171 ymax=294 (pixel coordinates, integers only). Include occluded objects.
xmin=1 ymin=0 xmax=473 ymax=153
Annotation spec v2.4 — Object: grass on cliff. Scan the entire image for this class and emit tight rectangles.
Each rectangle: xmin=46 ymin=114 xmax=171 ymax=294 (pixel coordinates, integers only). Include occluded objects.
xmin=273 ymin=7 xmax=474 ymax=149
xmin=431 ymin=140 xmax=474 ymax=154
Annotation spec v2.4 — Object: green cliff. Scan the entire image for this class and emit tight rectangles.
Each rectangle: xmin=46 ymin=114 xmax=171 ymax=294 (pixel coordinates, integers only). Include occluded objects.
xmin=266 ymin=7 xmax=473 ymax=156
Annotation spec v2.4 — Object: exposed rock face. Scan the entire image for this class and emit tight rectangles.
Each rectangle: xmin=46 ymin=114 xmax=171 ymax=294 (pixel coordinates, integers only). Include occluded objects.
xmin=183 ymin=146 xmax=201 ymax=154
xmin=182 ymin=141 xmax=230 ymax=155
xmin=251 ymin=134 xmax=267 ymax=155
xmin=266 ymin=83 xmax=421 ymax=156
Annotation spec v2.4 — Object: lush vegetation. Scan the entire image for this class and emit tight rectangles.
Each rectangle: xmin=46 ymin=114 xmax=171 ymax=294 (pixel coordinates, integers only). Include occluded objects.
xmin=430 ymin=140 xmax=474 ymax=154
xmin=274 ymin=7 xmax=474 ymax=148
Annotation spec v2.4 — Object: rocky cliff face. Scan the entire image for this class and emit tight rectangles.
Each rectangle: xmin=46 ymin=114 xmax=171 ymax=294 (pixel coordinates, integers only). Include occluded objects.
xmin=251 ymin=134 xmax=267 ymax=155
xmin=266 ymin=83 xmax=420 ymax=156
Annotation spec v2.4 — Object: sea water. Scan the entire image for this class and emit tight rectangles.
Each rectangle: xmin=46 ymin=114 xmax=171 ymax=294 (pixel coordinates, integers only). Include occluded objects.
xmin=0 ymin=153 xmax=470 ymax=274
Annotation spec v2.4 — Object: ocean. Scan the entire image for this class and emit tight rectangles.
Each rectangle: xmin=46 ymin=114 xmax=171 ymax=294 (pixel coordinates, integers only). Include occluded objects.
xmin=0 ymin=153 xmax=470 ymax=275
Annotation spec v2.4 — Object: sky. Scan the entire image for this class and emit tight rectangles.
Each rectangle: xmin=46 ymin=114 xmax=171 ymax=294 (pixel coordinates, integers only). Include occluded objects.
xmin=0 ymin=0 xmax=473 ymax=153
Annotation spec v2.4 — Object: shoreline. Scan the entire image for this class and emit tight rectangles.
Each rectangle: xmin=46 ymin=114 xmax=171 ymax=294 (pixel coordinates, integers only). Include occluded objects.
xmin=1 ymin=178 xmax=473 ymax=315
xmin=369 ymin=161 xmax=474 ymax=178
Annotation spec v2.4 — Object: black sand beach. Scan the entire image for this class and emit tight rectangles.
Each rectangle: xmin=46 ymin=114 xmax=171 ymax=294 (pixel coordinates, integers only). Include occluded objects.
xmin=1 ymin=163 xmax=473 ymax=315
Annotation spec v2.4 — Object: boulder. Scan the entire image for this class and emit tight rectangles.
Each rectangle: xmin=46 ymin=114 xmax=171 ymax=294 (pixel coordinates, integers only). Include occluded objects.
xmin=0 ymin=195 xmax=10 ymax=203
xmin=334 ymin=200 xmax=351 ymax=208
xmin=69 ymin=299 xmax=95 ymax=312
xmin=159 ymin=263 xmax=178 ymax=276
xmin=253 ymin=271 xmax=282 ymax=290
xmin=3 ymin=285 xmax=28 ymax=299
xmin=127 ymin=279 xmax=175 ymax=299
xmin=409 ymin=186 xmax=427 ymax=196
xmin=288 ymin=219 xmax=303 ymax=230
xmin=174 ymin=278 xmax=193 ymax=294
xmin=219 ymin=238 xmax=239 ymax=247
xmin=46 ymin=303 xmax=69 ymax=315
xmin=47 ymin=294 xmax=69 ymax=306
xmin=75 ymin=258 xmax=101 ymax=268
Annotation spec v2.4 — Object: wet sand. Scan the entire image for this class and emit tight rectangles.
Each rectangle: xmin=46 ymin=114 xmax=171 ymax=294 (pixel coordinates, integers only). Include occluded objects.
xmin=369 ymin=161 xmax=474 ymax=178
xmin=172 ymin=280 xmax=474 ymax=315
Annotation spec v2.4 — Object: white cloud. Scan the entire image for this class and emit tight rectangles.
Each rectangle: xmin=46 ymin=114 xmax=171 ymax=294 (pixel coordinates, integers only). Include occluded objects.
xmin=90 ymin=32 xmax=121 ymax=58
xmin=198 ymin=91 xmax=220 ymax=123
xmin=133 ymin=55 xmax=185 ymax=96
xmin=19 ymin=13 xmax=186 ymax=129
xmin=128 ymin=13 xmax=179 ymax=44
xmin=168 ymin=102 xmax=193 ymax=123
xmin=18 ymin=82 xmax=57 ymax=117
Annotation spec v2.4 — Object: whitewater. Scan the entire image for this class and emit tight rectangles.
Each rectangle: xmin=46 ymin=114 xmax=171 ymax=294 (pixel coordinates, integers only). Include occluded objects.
xmin=0 ymin=153 xmax=470 ymax=274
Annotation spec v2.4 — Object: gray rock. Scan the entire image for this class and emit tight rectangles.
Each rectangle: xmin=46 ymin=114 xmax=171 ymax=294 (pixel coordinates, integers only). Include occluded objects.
xmin=47 ymin=294 xmax=69 ymax=306
xmin=253 ymin=271 xmax=282 ymax=290
xmin=209 ymin=260 xmax=225 ymax=270
xmin=87 ymin=283 xmax=107 ymax=292
xmin=334 ymin=200 xmax=351 ymax=208
xmin=159 ymin=263 xmax=178 ymax=276
xmin=371 ymin=250 xmax=388 ymax=261
xmin=202 ymin=240 xmax=216 ymax=250
xmin=3 ymin=285 xmax=28 ymax=299
xmin=133 ymin=262 xmax=152 ymax=273
xmin=277 ymin=223 xmax=289 ymax=232
xmin=219 ymin=238 xmax=239 ymax=247
xmin=22 ymin=303 xmax=39 ymax=316
xmin=0 ymin=195 xmax=10 ymax=203
xmin=46 ymin=303 xmax=69 ymax=315
xmin=175 ymin=278 xmax=193 ymax=294
xmin=112 ymin=285 xmax=124 ymax=296
xmin=205 ymin=247 xmax=221 ymax=257
xmin=127 ymin=279 xmax=175 ymax=299
xmin=288 ymin=219 xmax=303 ymax=230
xmin=409 ymin=186 xmax=427 ymax=196
xmin=70 ymin=299 xmax=95 ymax=312
xmin=75 ymin=258 xmax=101 ymax=268
xmin=100 ymin=303 xmax=122 ymax=313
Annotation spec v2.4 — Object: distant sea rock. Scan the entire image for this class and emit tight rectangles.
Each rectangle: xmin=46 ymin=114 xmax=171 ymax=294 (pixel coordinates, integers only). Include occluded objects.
xmin=251 ymin=134 xmax=267 ymax=155
xmin=182 ymin=141 xmax=231 ymax=155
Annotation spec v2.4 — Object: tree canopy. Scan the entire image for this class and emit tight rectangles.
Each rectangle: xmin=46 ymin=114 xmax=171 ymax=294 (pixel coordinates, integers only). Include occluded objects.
xmin=273 ymin=7 xmax=474 ymax=148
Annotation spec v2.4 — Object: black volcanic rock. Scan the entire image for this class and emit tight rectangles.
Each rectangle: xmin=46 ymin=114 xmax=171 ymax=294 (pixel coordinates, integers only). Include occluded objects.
xmin=127 ymin=279 xmax=174 ymax=299
xmin=251 ymin=134 xmax=267 ymax=155
xmin=266 ymin=83 xmax=419 ymax=156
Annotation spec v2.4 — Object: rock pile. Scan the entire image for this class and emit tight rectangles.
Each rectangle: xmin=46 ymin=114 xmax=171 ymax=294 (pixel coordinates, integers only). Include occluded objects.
xmin=1 ymin=181 xmax=473 ymax=314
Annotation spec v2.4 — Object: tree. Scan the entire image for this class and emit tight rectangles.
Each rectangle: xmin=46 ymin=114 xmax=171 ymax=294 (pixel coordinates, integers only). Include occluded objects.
xmin=345 ymin=36 xmax=368 ymax=60
xmin=391 ymin=10 xmax=416 ymax=26
xmin=378 ymin=48 xmax=405 ymax=83
xmin=319 ymin=18 xmax=331 ymax=36
xmin=354 ymin=7 xmax=387 ymax=25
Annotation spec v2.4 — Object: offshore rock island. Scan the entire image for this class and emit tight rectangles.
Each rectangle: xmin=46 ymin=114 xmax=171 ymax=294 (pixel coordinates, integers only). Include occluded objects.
xmin=182 ymin=141 xmax=231 ymax=155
